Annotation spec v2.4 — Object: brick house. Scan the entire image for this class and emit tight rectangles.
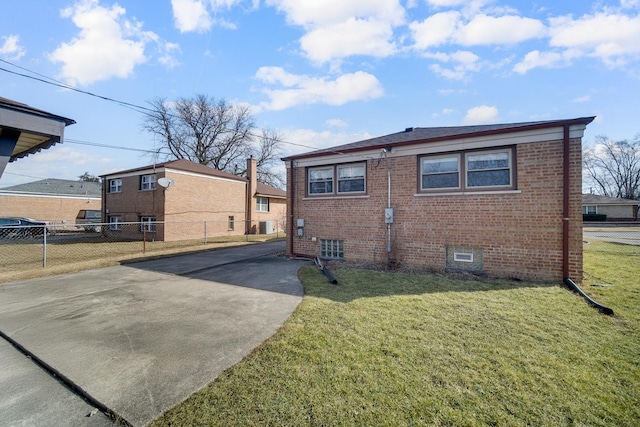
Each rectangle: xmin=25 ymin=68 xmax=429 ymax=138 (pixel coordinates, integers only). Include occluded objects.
xmin=582 ymin=194 xmax=639 ymax=221
xmin=283 ymin=117 xmax=595 ymax=283
xmin=0 ymin=179 xmax=101 ymax=225
xmin=101 ymin=158 xmax=286 ymax=241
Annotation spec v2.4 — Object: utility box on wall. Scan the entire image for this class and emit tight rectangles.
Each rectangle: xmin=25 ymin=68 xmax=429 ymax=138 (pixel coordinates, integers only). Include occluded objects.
xmin=259 ymin=220 xmax=275 ymax=234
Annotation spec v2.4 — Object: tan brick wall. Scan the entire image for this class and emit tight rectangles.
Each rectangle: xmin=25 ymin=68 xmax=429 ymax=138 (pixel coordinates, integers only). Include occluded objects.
xmin=0 ymin=194 xmax=101 ymax=225
xmin=163 ymin=171 xmax=246 ymax=240
xmin=252 ymin=198 xmax=287 ymax=234
xmin=287 ymin=138 xmax=584 ymax=282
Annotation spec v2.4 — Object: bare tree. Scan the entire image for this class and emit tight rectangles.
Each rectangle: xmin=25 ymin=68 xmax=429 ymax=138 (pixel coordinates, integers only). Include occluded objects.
xmin=583 ymin=135 xmax=640 ymax=199
xmin=142 ymin=94 xmax=284 ymax=187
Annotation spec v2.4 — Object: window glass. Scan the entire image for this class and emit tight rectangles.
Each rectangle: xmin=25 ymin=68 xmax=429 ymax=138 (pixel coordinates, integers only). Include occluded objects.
xmin=467 ymin=151 xmax=511 ymax=187
xmin=421 ymin=156 xmax=460 ymax=189
xmin=141 ymin=175 xmax=156 ymax=191
xmin=309 ymin=167 xmax=334 ymax=194
xmin=109 ymin=216 xmax=122 ymax=231
xmin=338 ymin=164 xmax=365 ymax=193
xmin=320 ymin=239 xmax=344 ymax=259
xmin=228 ymin=216 xmax=234 ymax=231
xmin=109 ymin=178 xmax=122 ymax=193
xmin=140 ymin=216 xmax=156 ymax=232
xmin=257 ymin=197 xmax=269 ymax=212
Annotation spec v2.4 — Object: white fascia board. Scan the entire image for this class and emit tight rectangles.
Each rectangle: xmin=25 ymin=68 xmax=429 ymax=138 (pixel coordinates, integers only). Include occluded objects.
xmin=0 ymin=191 xmax=101 ymax=200
xmin=166 ymin=169 xmax=247 ymax=185
xmin=291 ymin=124 xmax=588 ymax=168
xmin=0 ymin=109 xmax=66 ymax=137
xmin=105 ymin=167 xmax=247 ymax=186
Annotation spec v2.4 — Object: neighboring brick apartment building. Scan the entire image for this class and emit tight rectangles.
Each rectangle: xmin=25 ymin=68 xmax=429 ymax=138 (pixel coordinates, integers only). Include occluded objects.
xmin=0 ymin=179 xmax=101 ymax=224
xmin=283 ymin=117 xmax=594 ymax=282
xmin=101 ymin=158 xmax=286 ymax=241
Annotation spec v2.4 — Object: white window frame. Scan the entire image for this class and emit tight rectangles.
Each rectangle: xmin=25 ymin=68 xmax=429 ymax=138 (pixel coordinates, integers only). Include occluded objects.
xmin=256 ymin=197 xmax=269 ymax=212
xmin=420 ymin=154 xmax=461 ymax=191
xmin=583 ymin=205 xmax=597 ymax=215
xmin=308 ymin=166 xmax=334 ymax=195
xmin=308 ymin=163 xmax=367 ymax=196
xmin=420 ymin=147 xmax=515 ymax=192
xmin=140 ymin=216 xmax=156 ymax=232
xmin=109 ymin=216 xmax=122 ymax=231
xmin=140 ymin=174 xmax=156 ymax=191
xmin=109 ymin=178 xmax=122 ymax=193
xmin=465 ymin=149 xmax=513 ymax=189
xmin=337 ymin=163 xmax=366 ymax=194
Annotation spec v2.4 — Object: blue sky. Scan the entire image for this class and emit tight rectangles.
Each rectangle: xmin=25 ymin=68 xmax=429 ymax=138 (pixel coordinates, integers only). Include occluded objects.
xmin=1 ymin=0 xmax=639 ymax=187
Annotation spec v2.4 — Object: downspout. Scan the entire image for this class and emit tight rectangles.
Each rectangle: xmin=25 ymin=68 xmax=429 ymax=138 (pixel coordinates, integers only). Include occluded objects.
xmin=562 ymin=124 xmax=614 ymax=315
xmin=288 ymin=159 xmax=296 ymax=257
xmin=387 ymin=165 xmax=391 ymax=255
xmin=562 ymin=124 xmax=570 ymax=279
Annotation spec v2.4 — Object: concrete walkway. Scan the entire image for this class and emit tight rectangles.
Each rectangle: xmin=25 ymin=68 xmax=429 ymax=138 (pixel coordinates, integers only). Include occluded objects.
xmin=0 ymin=241 xmax=309 ymax=426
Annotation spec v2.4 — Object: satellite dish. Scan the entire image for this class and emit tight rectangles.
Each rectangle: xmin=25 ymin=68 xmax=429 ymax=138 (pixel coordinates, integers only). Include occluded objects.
xmin=157 ymin=177 xmax=174 ymax=188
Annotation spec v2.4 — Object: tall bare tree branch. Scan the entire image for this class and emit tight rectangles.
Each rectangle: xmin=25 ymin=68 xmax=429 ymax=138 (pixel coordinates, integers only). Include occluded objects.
xmin=142 ymin=94 xmax=284 ymax=187
xmin=583 ymin=135 xmax=640 ymax=199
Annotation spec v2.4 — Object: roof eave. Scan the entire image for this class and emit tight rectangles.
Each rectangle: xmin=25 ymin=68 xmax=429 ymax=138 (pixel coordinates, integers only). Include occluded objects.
xmin=282 ymin=117 xmax=596 ymax=162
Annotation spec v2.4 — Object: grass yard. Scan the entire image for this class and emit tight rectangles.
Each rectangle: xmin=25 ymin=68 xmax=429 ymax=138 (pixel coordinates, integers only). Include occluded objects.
xmin=152 ymin=241 xmax=640 ymax=427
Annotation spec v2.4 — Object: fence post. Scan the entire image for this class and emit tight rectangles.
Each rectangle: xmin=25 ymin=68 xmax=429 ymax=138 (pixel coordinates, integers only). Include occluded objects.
xmin=143 ymin=227 xmax=146 ymax=254
xmin=42 ymin=224 xmax=47 ymax=268
xmin=204 ymin=221 xmax=207 ymax=245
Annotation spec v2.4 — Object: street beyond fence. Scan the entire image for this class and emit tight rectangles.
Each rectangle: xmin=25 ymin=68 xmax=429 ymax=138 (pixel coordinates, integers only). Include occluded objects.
xmin=0 ymin=219 xmax=285 ymax=283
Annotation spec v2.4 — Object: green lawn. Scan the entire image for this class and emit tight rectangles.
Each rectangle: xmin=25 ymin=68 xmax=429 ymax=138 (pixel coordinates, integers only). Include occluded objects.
xmin=152 ymin=242 xmax=638 ymax=426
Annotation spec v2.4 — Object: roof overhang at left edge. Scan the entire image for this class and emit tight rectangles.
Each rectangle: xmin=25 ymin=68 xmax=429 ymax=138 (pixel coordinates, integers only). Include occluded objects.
xmin=0 ymin=99 xmax=76 ymax=162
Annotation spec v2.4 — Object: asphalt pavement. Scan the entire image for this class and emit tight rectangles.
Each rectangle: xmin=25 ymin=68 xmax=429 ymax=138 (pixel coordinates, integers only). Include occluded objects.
xmin=0 ymin=240 xmax=310 ymax=426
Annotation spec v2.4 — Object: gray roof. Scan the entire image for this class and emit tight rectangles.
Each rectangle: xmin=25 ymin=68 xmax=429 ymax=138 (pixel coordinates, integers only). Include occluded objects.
xmin=282 ymin=117 xmax=596 ymax=161
xmin=582 ymin=194 xmax=639 ymax=205
xmin=0 ymin=179 xmax=101 ymax=197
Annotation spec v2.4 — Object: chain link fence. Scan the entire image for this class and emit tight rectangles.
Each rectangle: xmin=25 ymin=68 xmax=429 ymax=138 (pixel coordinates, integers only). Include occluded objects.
xmin=583 ymin=222 xmax=640 ymax=253
xmin=0 ymin=219 xmax=285 ymax=281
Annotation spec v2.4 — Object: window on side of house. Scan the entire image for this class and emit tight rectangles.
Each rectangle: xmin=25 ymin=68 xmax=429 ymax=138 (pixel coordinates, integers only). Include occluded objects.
xmin=257 ymin=197 xmax=269 ymax=212
xmin=421 ymin=155 xmax=460 ymax=190
xmin=583 ymin=205 xmax=597 ymax=215
xmin=228 ymin=216 xmax=234 ymax=231
xmin=308 ymin=167 xmax=334 ymax=194
xmin=337 ymin=163 xmax=366 ymax=193
xmin=420 ymin=147 xmax=515 ymax=192
xmin=320 ymin=239 xmax=344 ymax=259
xmin=140 ymin=174 xmax=156 ymax=191
xmin=140 ymin=216 xmax=156 ymax=232
xmin=109 ymin=178 xmax=122 ymax=193
xmin=466 ymin=149 xmax=512 ymax=188
xmin=109 ymin=216 xmax=122 ymax=231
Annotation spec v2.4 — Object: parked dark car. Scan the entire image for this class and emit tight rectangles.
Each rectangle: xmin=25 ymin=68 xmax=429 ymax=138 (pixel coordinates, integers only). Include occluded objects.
xmin=75 ymin=209 xmax=102 ymax=232
xmin=0 ymin=217 xmax=49 ymax=238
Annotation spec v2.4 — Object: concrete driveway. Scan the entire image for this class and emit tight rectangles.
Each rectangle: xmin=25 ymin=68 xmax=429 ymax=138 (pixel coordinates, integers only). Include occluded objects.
xmin=0 ymin=241 xmax=309 ymax=426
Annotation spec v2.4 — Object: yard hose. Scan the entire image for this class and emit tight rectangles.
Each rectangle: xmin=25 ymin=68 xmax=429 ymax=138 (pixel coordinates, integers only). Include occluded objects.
xmin=563 ymin=278 xmax=614 ymax=315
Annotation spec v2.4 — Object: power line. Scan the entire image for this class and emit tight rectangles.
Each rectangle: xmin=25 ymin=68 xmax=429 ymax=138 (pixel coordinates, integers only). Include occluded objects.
xmin=0 ymin=59 xmax=323 ymax=151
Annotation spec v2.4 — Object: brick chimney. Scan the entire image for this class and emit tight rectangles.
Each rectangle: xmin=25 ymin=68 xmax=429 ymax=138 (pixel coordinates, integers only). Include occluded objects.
xmin=246 ymin=156 xmax=257 ymax=233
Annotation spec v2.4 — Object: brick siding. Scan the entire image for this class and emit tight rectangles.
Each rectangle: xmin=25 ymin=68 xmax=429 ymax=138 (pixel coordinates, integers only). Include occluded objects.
xmin=0 ymin=194 xmax=101 ymax=225
xmin=287 ymin=138 xmax=583 ymax=282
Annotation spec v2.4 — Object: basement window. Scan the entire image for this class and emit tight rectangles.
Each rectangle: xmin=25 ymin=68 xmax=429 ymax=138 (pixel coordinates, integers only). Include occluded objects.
xmin=453 ymin=252 xmax=474 ymax=263
xmin=320 ymin=239 xmax=344 ymax=260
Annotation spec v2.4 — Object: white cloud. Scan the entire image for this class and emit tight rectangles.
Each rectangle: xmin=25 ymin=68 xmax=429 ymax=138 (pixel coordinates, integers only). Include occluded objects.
xmin=48 ymin=0 xmax=178 ymax=86
xmin=549 ymin=12 xmax=640 ymax=68
xmin=512 ymin=49 xmax=577 ymax=74
xmin=425 ymin=50 xmax=481 ymax=80
xmin=409 ymin=11 xmax=460 ymax=49
xmin=266 ymin=0 xmax=405 ymax=64
xmin=266 ymin=0 xmax=405 ymax=27
xmin=463 ymin=105 xmax=499 ymax=124
xmin=455 ymin=14 xmax=547 ymax=45
xmin=326 ymin=118 xmax=348 ymax=128
xmin=410 ymin=12 xmax=545 ymax=49
xmin=0 ymin=35 xmax=26 ymax=60
xmin=280 ymin=128 xmax=372 ymax=156
xmin=300 ymin=18 xmax=397 ymax=63
xmin=171 ymin=0 xmax=212 ymax=33
xmin=255 ymin=66 xmax=384 ymax=110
